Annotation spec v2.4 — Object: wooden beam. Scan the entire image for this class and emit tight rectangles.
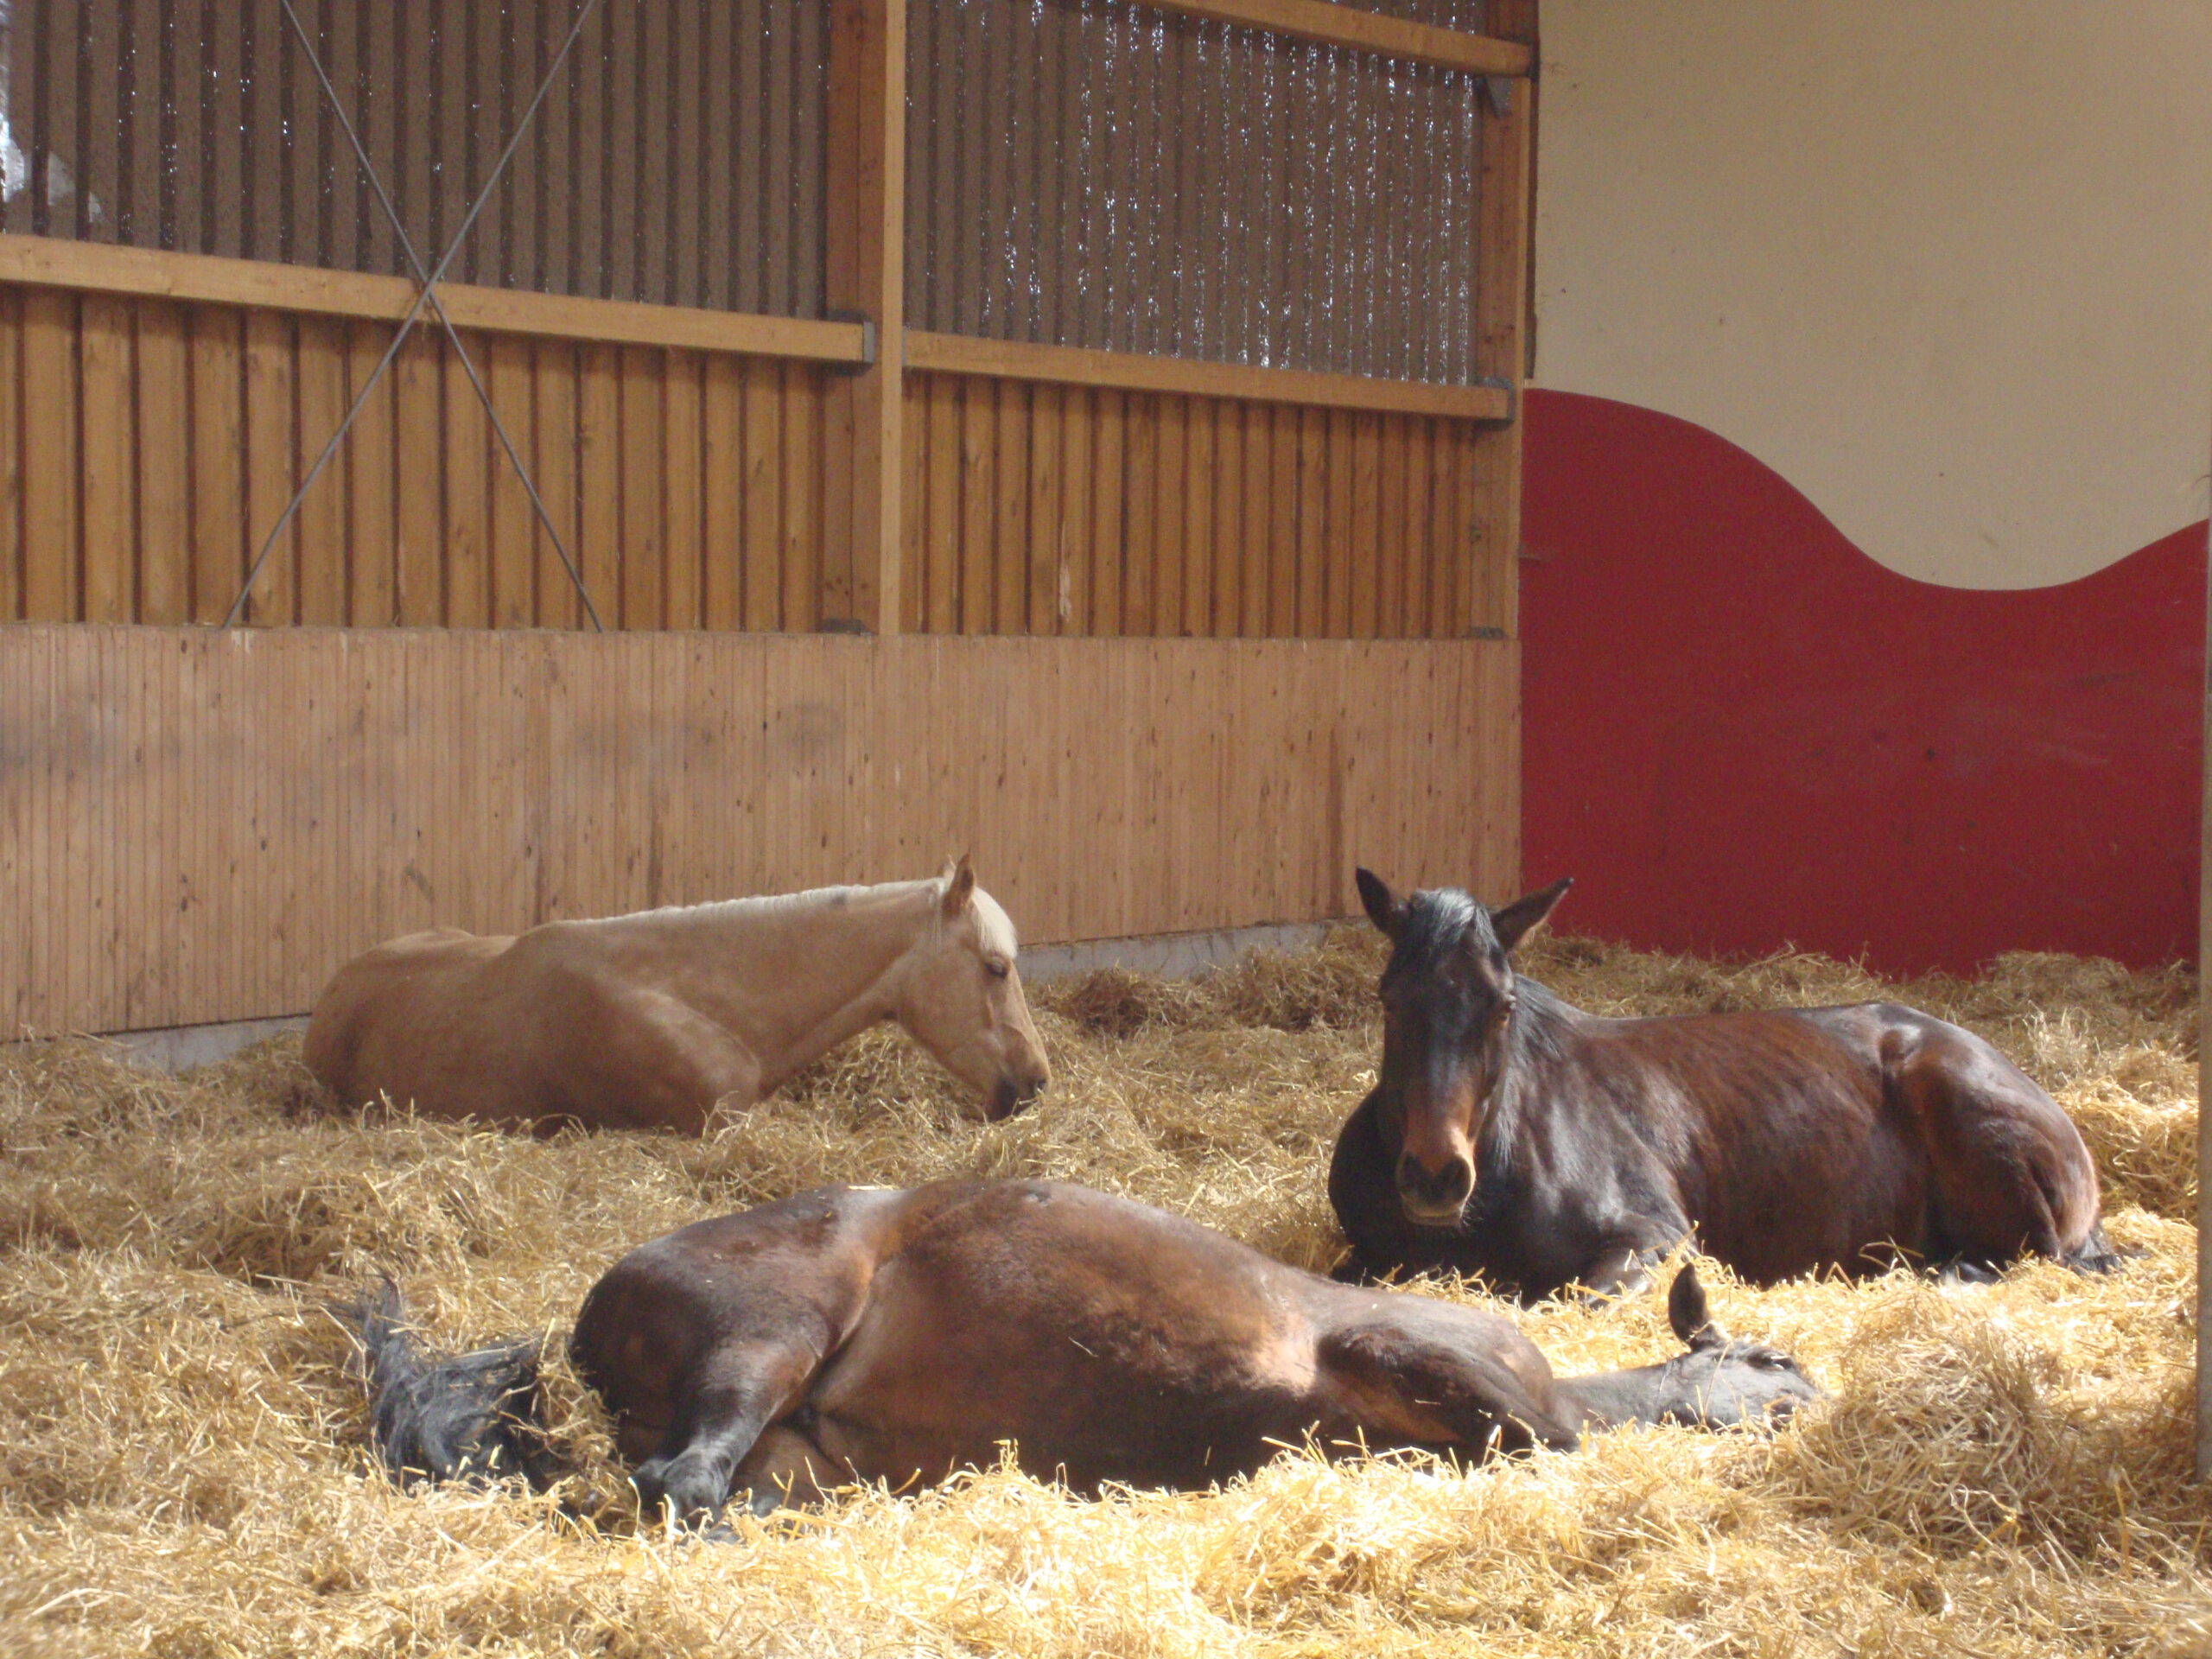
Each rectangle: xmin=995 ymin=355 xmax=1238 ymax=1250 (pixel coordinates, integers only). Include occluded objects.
xmin=0 ymin=233 xmax=869 ymax=364
xmin=2200 ymin=459 xmax=2212 ymax=1478
xmin=907 ymin=333 xmax=1512 ymax=423
xmin=1141 ymin=0 xmax=1532 ymax=78
xmin=1463 ymin=0 xmax=1538 ymax=643
xmin=823 ymin=0 xmax=907 ymax=634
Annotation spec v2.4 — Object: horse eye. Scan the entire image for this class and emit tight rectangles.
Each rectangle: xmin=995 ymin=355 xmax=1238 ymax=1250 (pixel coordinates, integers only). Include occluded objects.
xmin=985 ymin=958 xmax=1011 ymax=980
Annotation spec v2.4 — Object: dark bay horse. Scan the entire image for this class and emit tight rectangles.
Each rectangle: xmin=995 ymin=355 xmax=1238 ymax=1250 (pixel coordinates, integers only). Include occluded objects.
xmin=1330 ymin=870 xmax=2120 ymax=1300
xmin=350 ymin=1180 xmax=1817 ymax=1526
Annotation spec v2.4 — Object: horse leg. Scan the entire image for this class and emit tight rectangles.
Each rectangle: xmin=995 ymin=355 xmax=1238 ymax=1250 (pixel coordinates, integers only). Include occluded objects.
xmin=1568 ymin=1206 xmax=1694 ymax=1304
xmin=1890 ymin=1027 xmax=2101 ymax=1271
xmin=556 ymin=985 xmax=762 ymax=1135
xmin=1315 ymin=1317 xmax=1583 ymax=1459
xmin=630 ymin=1336 xmax=826 ymax=1529
xmin=730 ymin=1419 xmax=839 ymax=1516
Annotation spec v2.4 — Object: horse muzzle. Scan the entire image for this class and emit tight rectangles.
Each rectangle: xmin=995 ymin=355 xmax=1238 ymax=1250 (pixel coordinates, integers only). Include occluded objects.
xmin=1395 ymin=1148 xmax=1475 ymax=1227
xmin=987 ymin=1069 xmax=1049 ymax=1121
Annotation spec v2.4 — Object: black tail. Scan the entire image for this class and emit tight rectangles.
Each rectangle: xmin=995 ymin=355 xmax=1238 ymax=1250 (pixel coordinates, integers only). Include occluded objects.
xmin=2063 ymin=1220 xmax=2138 ymax=1276
xmin=340 ymin=1279 xmax=559 ymax=1489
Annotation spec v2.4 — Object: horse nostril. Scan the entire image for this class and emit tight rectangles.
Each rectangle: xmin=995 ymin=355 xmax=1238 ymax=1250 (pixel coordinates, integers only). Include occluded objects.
xmin=1395 ymin=1153 xmax=1473 ymax=1215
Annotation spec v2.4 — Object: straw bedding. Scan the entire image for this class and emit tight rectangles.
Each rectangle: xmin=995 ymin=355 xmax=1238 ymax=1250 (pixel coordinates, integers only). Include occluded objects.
xmin=0 ymin=930 xmax=2203 ymax=1657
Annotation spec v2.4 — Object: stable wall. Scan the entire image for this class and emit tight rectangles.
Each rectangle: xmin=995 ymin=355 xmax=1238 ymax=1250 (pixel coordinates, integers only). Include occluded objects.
xmin=1522 ymin=1 xmax=2212 ymax=971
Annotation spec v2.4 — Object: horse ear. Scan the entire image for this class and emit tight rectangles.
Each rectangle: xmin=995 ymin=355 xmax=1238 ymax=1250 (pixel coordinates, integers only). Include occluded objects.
xmin=1355 ymin=868 xmax=1402 ymax=938
xmin=1489 ymin=876 xmax=1573 ymax=954
xmin=1667 ymin=1263 xmax=1730 ymax=1349
xmin=941 ymin=853 xmax=976 ymax=918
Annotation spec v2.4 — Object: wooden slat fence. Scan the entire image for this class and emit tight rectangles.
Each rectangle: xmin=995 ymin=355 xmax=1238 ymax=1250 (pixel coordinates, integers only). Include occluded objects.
xmin=0 ymin=285 xmax=833 ymax=631
xmin=899 ymin=371 xmax=1510 ymax=639
xmin=0 ymin=625 xmax=1518 ymax=1033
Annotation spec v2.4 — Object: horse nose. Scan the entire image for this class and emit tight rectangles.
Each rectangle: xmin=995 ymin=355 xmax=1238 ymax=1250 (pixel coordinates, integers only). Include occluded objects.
xmin=1396 ymin=1149 xmax=1473 ymax=1221
xmin=991 ymin=1071 xmax=1046 ymax=1120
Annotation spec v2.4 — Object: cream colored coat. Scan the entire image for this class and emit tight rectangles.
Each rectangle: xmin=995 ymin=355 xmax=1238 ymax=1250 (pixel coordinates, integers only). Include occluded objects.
xmin=304 ymin=860 xmax=1050 ymax=1134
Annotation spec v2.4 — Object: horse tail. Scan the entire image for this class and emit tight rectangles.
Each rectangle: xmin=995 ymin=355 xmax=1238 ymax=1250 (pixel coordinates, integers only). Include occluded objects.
xmin=340 ymin=1278 xmax=560 ymax=1489
xmin=2062 ymin=1219 xmax=2135 ymax=1275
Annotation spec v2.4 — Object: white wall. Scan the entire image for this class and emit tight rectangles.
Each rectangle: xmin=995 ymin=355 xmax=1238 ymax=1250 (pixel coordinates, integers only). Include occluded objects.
xmin=1531 ymin=1 xmax=2212 ymax=588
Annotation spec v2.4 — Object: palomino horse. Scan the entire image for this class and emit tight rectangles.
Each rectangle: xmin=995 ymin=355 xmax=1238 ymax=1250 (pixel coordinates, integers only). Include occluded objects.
xmin=1330 ymin=870 xmax=2119 ymax=1300
xmin=350 ymin=1179 xmax=1818 ymax=1524
xmin=306 ymin=858 xmax=1050 ymax=1133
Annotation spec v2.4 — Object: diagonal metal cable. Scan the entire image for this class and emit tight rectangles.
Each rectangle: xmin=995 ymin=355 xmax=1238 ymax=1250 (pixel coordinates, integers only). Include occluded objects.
xmin=226 ymin=0 xmax=605 ymax=629
xmin=275 ymin=0 xmax=606 ymax=632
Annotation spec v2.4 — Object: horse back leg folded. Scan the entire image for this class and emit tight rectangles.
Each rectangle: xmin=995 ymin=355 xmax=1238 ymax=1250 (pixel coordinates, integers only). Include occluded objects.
xmin=628 ymin=1336 xmax=828 ymax=1528
xmin=1890 ymin=1023 xmax=2105 ymax=1271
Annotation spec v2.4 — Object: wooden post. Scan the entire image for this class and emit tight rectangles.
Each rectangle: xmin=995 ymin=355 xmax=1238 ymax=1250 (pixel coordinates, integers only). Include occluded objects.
xmin=824 ymin=0 xmax=906 ymax=634
xmin=2199 ymin=435 xmax=2211 ymax=1479
xmin=1460 ymin=0 xmax=1535 ymax=648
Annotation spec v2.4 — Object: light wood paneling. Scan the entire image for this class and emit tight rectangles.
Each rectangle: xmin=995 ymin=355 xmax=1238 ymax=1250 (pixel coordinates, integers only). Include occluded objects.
xmin=0 ymin=626 xmax=1517 ymax=1034
xmin=0 ymin=285 xmax=831 ymax=632
xmin=901 ymin=371 xmax=1511 ymax=639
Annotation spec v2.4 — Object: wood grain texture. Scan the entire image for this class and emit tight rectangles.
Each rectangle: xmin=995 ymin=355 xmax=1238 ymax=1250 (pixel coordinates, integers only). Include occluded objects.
xmin=0 ymin=626 xmax=1516 ymax=1033
xmin=0 ymin=282 xmax=834 ymax=630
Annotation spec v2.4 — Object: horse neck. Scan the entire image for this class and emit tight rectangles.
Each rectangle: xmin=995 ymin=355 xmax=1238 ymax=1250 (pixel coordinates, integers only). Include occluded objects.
xmin=1484 ymin=977 xmax=1586 ymax=1150
xmin=609 ymin=883 xmax=939 ymax=1090
xmin=1549 ymin=1357 xmax=1687 ymax=1432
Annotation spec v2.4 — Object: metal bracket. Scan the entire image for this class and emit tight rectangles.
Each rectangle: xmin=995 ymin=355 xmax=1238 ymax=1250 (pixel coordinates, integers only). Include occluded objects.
xmin=1473 ymin=375 xmax=1517 ymax=425
xmin=1481 ymin=77 xmax=1513 ymax=116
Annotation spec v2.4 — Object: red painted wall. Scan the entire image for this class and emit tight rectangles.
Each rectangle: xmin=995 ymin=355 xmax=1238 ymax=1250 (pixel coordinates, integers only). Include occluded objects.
xmin=1519 ymin=389 xmax=2209 ymax=975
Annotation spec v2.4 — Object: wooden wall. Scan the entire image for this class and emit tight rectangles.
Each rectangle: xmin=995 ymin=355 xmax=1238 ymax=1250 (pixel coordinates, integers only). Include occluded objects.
xmin=0 ymin=625 xmax=1517 ymax=1034
xmin=899 ymin=371 xmax=1511 ymax=638
xmin=0 ymin=286 xmax=835 ymax=632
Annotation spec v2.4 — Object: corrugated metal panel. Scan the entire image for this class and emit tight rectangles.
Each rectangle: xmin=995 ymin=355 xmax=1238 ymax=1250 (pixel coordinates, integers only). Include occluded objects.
xmin=0 ymin=0 xmax=829 ymax=316
xmin=906 ymin=0 xmax=1489 ymax=385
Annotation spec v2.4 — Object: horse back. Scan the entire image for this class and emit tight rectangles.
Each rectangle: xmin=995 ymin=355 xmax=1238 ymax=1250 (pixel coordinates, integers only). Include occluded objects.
xmin=303 ymin=926 xmax=520 ymax=1113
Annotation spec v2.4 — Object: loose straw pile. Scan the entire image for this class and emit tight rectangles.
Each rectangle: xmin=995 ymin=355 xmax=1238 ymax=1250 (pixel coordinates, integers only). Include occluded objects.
xmin=0 ymin=929 xmax=2202 ymax=1656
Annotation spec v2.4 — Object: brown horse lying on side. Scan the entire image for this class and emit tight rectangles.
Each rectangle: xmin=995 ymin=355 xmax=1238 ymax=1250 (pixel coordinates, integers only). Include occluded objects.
xmin=1331 ymin=870 xmax=2121 ymax=1300
xmin=306 ymin=858 xmax=1049 ymax=1134
xmin=349 ymin=1179 xmax=1817 ymax=1527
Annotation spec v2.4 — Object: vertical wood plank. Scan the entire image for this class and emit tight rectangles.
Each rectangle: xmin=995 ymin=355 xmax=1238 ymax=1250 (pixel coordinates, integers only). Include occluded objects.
xmin=924 ymin=372 xmax=961 ymax=633
xmin=242 ymin=308 xmax=296 ymax=625
xmin=664 ymin=349 xmax=704 ymax=628
xmin=779 ymin=364 xmax=820 ymax=632
xmin=346 ymin=321 xmax=398 ymax=627
xmin=1055 ymin=385 xmax=1091 ymax=637
xmin=957 ymin=376 xmax=995 ymax=633
xmin=295 ymin=316 xmax=350 ymax=626
xmin=1090 ymin=388 xmax=1125 ymax=639
xmin=1184 ymin=397 xmax=1217 ymax=638
xmin=740 ymin=357 xmax=783 ymax=631
xmin=619 ymin=345 xmax=665 ymax=630
xmin=487 ymin=333 xmax=537 ymax=628
xmin=576 ymin=340 xmax=622 ymax=627
xmin=392 ymin=327 xmax=444 ymax=626
xmin=79 ymin=294 xmax=137 ymax=622
xmin=188 ymin=306 xmax=244 ymax=625
xmin=1026 ymin=383 xmax=1062 ymax=639
xmin=993 ymin=378 xmax=1027 ymax=634
xmin=702 ymin=352 xmax=744 ymax=630
xmin=442 ymin=331 xmax=491 ymax=628
xmin=135 ymin=303 xmax=190 ymax=625
xmin=21 ymin=291 xmax=79 ymax=623
xmin=533 ymin=341 xmax=582 ymax=630
xmin=1122 ymin=393 xmax=1156 ymax=636
xmin=1350 ymin=410 xmax=1382 ymax=639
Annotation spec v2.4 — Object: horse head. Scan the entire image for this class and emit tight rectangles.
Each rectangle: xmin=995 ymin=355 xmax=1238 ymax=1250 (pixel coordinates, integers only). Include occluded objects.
xmin=894 ymin=855 xmax=1051 ymax=1120
xmin=1356 ymin=868 xmax=1573 ymax=1228
xmin=1648 ymin=1264 xmax=1821 ymax=1428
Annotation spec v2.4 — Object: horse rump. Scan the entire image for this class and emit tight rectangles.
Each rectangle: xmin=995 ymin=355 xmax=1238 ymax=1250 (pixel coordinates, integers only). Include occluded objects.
xmin=340 ymin=1278 xmax=558 ymax=1489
